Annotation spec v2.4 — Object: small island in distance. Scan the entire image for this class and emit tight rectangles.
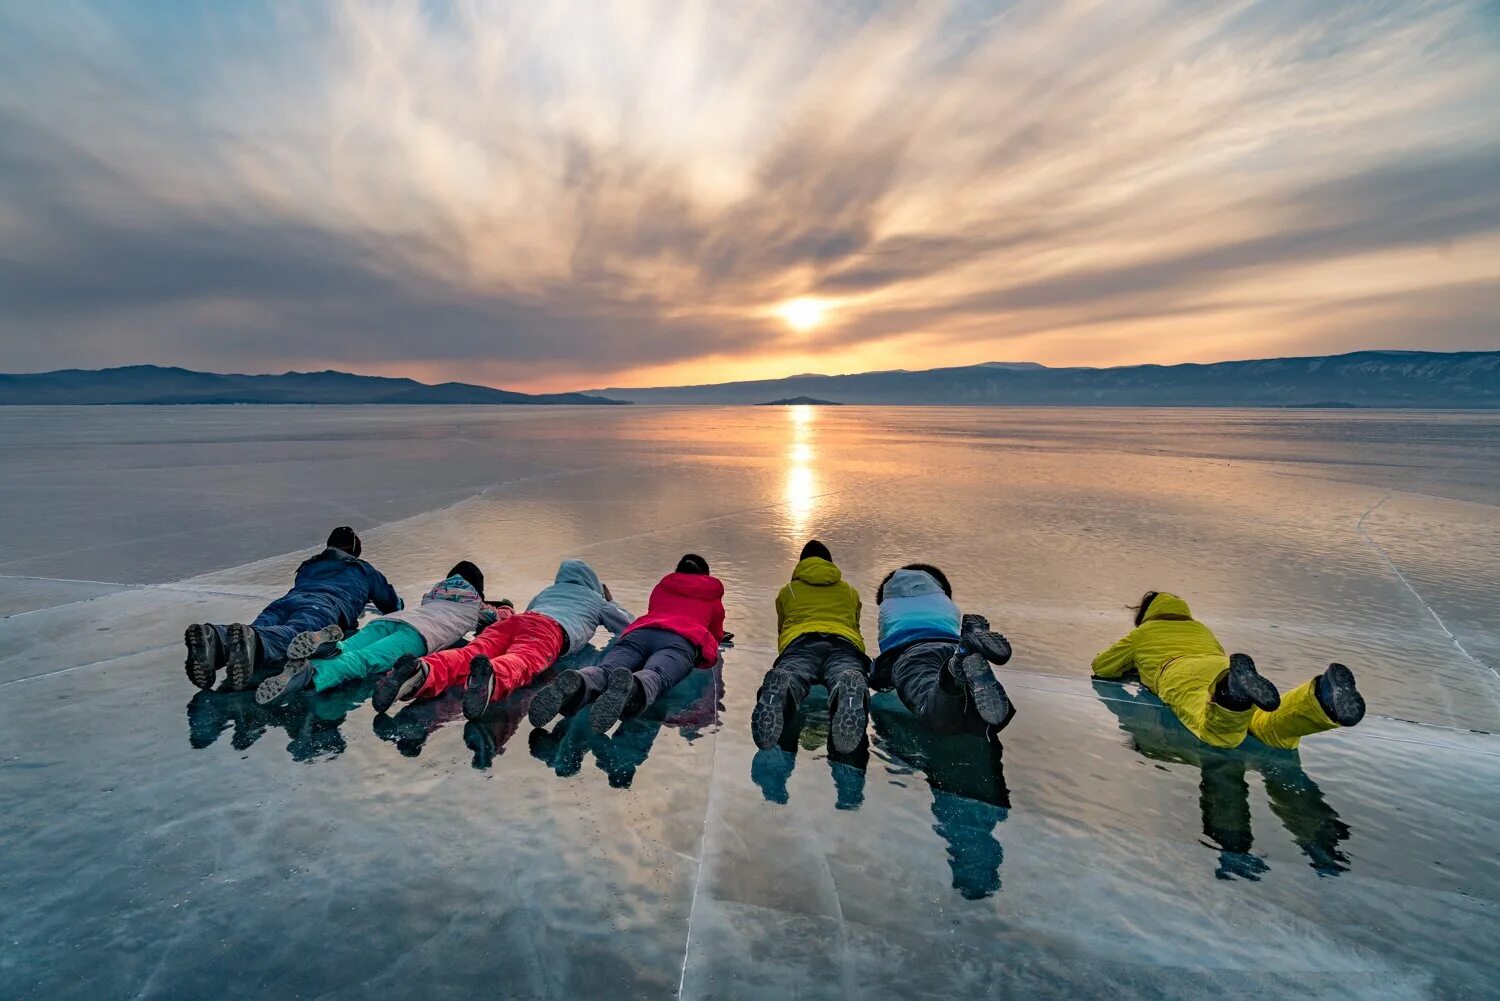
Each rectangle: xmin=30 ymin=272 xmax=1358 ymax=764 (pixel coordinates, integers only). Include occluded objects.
xmin=756 ymin=396 xmax=844 ymax=406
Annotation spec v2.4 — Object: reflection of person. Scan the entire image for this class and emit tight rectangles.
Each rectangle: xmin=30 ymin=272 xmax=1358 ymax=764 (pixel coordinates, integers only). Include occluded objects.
xmin=373 ymin=559 xmax=632 ymax=721
xmin=869 ymin=695 xmax=1010 ymax=899
xmin=871 ymin=564 xmax=1016 ymax=736
xmin=1095 ymin=680 xmax=1352 ymax=879
xmin=752 ymin=540 xmax=871 ymax=755
xmin=186 ymin=681 xmax=372 ymax=762
xmin=257 ymin=561 xmax=509 ymax=705
xmin=184 ymin=527 xmax=400 ymax=691
xmin=375 ymin=689 xmax=467 ymax=758
xmin=1092 ymin=591 xmax=1366 ymax=750
xmin=529 ymin=553 xmax=727 ymax=734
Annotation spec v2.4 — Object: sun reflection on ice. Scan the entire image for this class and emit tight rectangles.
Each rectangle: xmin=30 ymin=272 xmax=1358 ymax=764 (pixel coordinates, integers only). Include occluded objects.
xmin=784 ymin=405 xmax=818 ymax=537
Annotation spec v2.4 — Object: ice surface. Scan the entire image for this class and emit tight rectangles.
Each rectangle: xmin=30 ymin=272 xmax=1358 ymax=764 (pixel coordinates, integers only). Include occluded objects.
xmin=1 ymin=405 xmax=1497 ymax=1000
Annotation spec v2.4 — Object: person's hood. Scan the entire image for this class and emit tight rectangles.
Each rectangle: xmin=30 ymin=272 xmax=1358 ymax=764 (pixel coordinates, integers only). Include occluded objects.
xmin=657 ymin=571 xmax=724 ymax=600
xmin=554 ymin=559 xmax=604 ymax=594
xmin=422 ymin=575 xmax=483 ymax=605
xmin=883 ymin=568 xmax=946 ymax=600
xmin=1142 ymin=592 xmax=1192 ymax=622
xmin=316 ymin=546 xmax=360 ymax=565
xmin=792 ymin=557 xmax=842 ymax=586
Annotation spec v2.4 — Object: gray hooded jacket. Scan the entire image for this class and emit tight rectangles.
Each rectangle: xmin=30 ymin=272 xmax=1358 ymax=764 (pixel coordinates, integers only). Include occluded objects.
xmin=526 ymin=559 xmax=634 ymax=653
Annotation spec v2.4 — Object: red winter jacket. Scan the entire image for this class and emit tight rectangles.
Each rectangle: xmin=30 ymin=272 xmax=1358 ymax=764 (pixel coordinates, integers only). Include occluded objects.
xmin=623 ymin=572 xmax=727 ymax=667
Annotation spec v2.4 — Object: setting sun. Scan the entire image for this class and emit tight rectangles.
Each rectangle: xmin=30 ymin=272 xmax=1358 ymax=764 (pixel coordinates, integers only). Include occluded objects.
xmin=776 ymin=297 xmax=829 ymax=333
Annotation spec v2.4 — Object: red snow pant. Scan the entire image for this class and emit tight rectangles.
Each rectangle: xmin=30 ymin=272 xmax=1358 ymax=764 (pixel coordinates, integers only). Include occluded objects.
xmin=415 ymin=611 xmax=566 ymax=702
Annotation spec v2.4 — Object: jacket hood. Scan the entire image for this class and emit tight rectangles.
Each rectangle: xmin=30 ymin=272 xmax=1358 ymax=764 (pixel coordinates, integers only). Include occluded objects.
xmin=1142 ymin=592 xmax=1192 ymax=622
xmin=658 ymin=571 xmax=724 ymax=600
xmin=792 ymin=557 xmax=842 ymax=586
xmin=317 ymin=546 xmax=361 ymax=564
xmin=883 ymin=568 xmax=946 ymax=601
xmin=554 ymin=559 xmax=604 ymax=594
xmin=423 ymin=575 xmax=483 ymax=604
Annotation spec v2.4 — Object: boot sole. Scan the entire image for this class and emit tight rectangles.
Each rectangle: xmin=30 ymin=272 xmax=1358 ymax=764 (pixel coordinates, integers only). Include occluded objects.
xmin=828 ymin=673 xmax=869 ymax=755
xmin=528 ymin=670 xmax=583 ymax=728
xmin=255 ymin=660 xmax=312 ymax=706
xmin=751 ymin=674 xmax=791 ymax=750
xmin=462 ymin=656 xmax=495 ymax=721
xmin=224 ymin=624 xmax=256 ymax=691
xmin=1228 ymin=653 xmax=1281 ymax=712
xmin=287 ymin=624 xmax=344 ymax=662
xmin=589 ymin=667 xmax=635 ymax=734
xmin=1323 ymin=662 xmax=1366 ymax=727
xmin=961 ymin=652 xmax=1013 ymax=726
xmin=373 ymin=655 xmax=421 ymax=715
xmin=963 ymin=630 xmax=1013 ymax=666
xmin=184 ymin=624 xmax=216 ymax=690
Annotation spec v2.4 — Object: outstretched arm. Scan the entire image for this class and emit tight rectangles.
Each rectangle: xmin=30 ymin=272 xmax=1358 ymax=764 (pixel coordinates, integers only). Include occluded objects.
xmin=1091 ymin=632 xmax=1136 ymax=679
xmin=600 ymin=600 xmax=634 ymax=635
xmin=367 ymin=567 xmax=401 ymax=614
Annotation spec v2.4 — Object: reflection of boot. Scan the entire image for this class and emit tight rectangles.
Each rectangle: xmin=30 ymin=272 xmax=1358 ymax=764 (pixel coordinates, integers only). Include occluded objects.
xmin=828 ymin=739 xmax=869 ymax=811
xmin=1216 ymin=653 xmax=1280 ymax=711
xmin=1315 ymin=663 xmax=1365 ymax=727
xmin=186 ymin=692 xmax=228 ymax=748
xmin=751 ymin=671 xmax=794 ymax=750
xmin=1262 ymin=758 xmax=1352 ymax=877
xmin=751 ymin=748 xmax=795 ymax=804
xmin=960 ymin=613 xmax=1012 ymax=666
xmin=184 ymin=624 xmax=222 ymax=690
xmin=827 ymin=671 xmax=869 ymax=755
xmin=224 ymin=624 xmax=258 ymax=691
xmin=465 ymin=720 xmax=499 ymax=769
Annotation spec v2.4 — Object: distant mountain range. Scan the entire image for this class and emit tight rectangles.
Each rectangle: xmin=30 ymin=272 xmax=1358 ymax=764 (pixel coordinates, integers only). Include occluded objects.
xmin=593 ymin=350 xmax=1500 ymax=408
xmin=0 ymin=365 xmax=626 ymax=406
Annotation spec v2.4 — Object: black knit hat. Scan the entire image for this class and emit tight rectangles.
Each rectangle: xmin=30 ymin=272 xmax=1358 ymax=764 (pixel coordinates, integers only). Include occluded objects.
xmin=799 ymin=539 xmax=832 ymax=562
xmin=448 ymin=560 xmax=485 ymax=599
xmin=327 ymin=526 xmax=362 ymax=558
xmin=676 ymin=553 xmax=710 ymax=575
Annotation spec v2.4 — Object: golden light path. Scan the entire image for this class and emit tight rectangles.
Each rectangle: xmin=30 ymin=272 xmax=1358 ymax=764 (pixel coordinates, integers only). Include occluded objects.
xmin=784 ymin=404 xmax=818 ymax=538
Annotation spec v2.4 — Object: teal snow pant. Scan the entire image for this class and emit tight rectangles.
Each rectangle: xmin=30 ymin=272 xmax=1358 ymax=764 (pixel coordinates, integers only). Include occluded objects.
xmin=310 ymin=618 xmax=427 ymax=693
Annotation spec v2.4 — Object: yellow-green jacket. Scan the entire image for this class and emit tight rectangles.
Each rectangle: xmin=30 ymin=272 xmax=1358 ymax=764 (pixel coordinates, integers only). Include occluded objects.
xmin=1092 ymin=593 xmax=1223 ymax=684
xmin=775 ymin=557 xmax=865 ymax=654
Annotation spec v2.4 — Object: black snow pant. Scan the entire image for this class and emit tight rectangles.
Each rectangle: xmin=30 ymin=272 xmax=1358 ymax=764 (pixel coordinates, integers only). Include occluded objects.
xmin=886 ymin=640 xmax=990 ymax=736
xmin=577 ymin=627 xmax=698 ymax=715
xmin=761 ymin=633 xmax=870 ymax=712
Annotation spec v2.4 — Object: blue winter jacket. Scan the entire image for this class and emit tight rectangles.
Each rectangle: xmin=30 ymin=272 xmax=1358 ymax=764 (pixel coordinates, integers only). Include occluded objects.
xmin=284 ymin=547 xmax=401 ymax=630
xmin=526 ymin=559 xmax=634 ymax=653
xmin=877 ymin=568 xmax=961 ymax=655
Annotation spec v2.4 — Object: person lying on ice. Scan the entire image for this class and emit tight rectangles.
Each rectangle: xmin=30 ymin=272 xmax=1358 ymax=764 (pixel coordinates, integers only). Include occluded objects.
xmin=1091 ymin=591 xmax=1365 ymax=750
xmin=528 ymin=553 xmax=729 ymax=734
xmin=871 ymin=564 xmax=1016 ymax=736
xmin=751 ymin=540 xmax=870 ymax=755
xmin=254 ymin=560 xmax=513 ymax=706
xmin=372 ymin=558 xmax=633 ymax=721
xmin=183 ymin=526 xmax=401 ymax=692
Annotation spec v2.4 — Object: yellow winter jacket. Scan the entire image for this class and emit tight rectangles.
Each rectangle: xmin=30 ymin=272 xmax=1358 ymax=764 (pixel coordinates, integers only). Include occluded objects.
xmin=775 ymin=557 xmax=865 ymax=654
xmin=1092 ymin=593 xmax=1224 ymax=685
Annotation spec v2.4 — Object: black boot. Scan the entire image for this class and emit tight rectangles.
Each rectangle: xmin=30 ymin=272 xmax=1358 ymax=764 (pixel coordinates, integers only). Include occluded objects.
xmin=373 ymin=654 xmax=427 ymax=715
xmin=528 ymin=669 xmax=585 ymax=728
xmin=1315 ymin=663 xmax=1365 ymax=727
xmin=255 ymin=659 xmax=314 ymax=706
xmin=827 ymin=671 xmax=869 ymax=755
xmin=960 ymin=613 xmax=1012 ymax=666
xmin=589 ymin=666 xmax=640 ymax=734
xmin=751 ymin=671 xmax=794 ymax=750
xmin=224 ymin=624 xmax=258 ymax=691
xmin=1216 ymin=653 xmax=1281 ymax=712
xmin=184 ymin=624 xmax=222 ymax=690
xmin=462 ymin=655 xmax=496 ymax=721
xmin=953 ymin=650 xmax=1015 ymax=728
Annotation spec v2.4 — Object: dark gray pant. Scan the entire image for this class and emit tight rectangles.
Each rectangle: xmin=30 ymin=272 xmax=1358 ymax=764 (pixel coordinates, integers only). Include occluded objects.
xmin=763 ymin=633 xmax=870 ymax=710
xmin=889 ymin=640 xmax=988 ymax=736
xmin=578 ymin=627 xmax=698 ymax=714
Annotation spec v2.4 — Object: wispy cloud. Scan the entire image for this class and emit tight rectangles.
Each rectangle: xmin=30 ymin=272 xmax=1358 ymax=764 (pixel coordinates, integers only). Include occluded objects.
xmin=1 ymin=0 xmax=1496 ymax=390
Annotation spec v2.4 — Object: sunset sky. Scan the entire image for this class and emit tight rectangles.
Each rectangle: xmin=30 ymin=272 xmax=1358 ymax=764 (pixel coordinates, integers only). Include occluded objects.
xmin=1 ymin=1 xmax=1496 ymax=393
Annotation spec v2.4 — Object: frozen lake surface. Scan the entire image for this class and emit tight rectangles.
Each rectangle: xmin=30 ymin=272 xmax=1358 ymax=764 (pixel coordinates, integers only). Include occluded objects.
xmin=1 ymin=405 xmax=1497 ymax=1000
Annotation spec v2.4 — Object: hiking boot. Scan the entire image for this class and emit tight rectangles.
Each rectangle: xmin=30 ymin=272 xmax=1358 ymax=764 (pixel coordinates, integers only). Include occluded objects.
xmin=590 ymin=666 xmax=640 ymax=734
xmin=462 ymin=655 xmax=496 ymax=721
xmin=1218 ymin=653 xmax=1281 ymax=712
xmin=286 ymin=624 xmax=344 ymax=662
xmin=954 ymin=650 xmax=1016 ymax=729
xmin=1316 ymin=662 xmax=1365 ymax=727
xmin=224 ymin=624 xmax=258 ymax=691
xmin=184 ymin=624 xmax=221 ymax=690
xmin=373 ymin=654 xmax=427 ymax=715
xmin=827 ymin=671 xmax=869 ymax=755
xmin=751 ymin=671 xmax=794 ymax=750
xmin=527 ymin=669 xmax=586 ymax=728
xmin=961 ymin=613 xmax=1012 ymax=666
xmin=255 ymin=659 xmax=314 ymax=706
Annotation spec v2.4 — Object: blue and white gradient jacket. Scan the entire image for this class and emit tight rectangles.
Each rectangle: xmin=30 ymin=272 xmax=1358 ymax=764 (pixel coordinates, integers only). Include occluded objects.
xmin=877 ymin=568 xmax=961 ymax=656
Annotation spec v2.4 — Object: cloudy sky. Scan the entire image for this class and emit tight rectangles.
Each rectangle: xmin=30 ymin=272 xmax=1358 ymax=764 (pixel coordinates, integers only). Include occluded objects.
xmin=1 ymin=1 xmax=1496 ymax=392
